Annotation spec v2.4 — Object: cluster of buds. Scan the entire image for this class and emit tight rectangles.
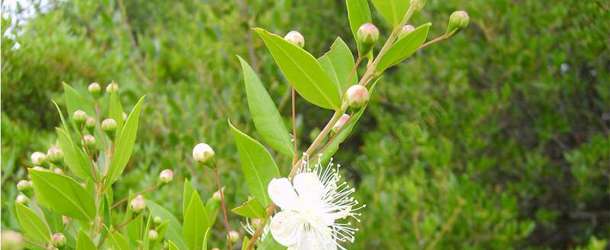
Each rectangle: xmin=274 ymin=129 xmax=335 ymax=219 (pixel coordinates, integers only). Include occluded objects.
xmin=130 ymin=195 xmax=146 ymax=213
xmin=284 ymin=31 xmax=305 ymax=48
xmin=345 ymin=85 xmax=370 ymax=108
xmin=193 ymin=143 xmax=215 ymax=166
xmin=357 ymin=23 xmax=379 ymax=55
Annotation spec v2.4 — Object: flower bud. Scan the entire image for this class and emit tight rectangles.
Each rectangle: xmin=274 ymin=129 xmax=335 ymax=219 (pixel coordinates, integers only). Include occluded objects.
xmin=357 ymin=23 xmax=379 ymax=46
xmin=130 ymin=195 xmax=146 ymax=212
xmin=53 ymin=167 xmax=64 ymax=175
xmin=192 ymin=143 xmax=215 ymax=164
xmin=1 ymin=230 xmax=24 ymax=250
xmin=88 ymin=82 xmax=102 ymax=98
xmin=447 ymin=10 xmax=469 ymax=34
xmin=212 ymin=189 xmax=222 ymax=201
xmin=227 ymin=230 xmax=240 ymax=243
xmin=101 ymin=118 xmax=118 ymax=136
xmin=284 ymin=31 xmax=304 ymax=48
xmin=85 ymin=116 xmax=96 ymax=132
xmin=153 ymin=216 xmax=163 ymax=224
xmin=30 ymin=152 xmax=47 ymax=166
xmin=159 ymin=169 xmax=174 ymax=184
xmin=73 ymin=110 xmax=87 ymax=125
xmin=62 ymin=216 xmax=71 ymax=225
xmin=410 ymin=0 xmax=427 ymax=11
xmin=398 ymin=24 xmax=415 ymax=39
xmin=16 ymin=180 xmax=32 ymax=191
xmin=148 ymin=230 xmax=159 ymax=241
xmin=106 ymin=82 xmax=119 ymax=93
xmin=46 ymin=146 xmax=63 ymax=163
xmin=16 ymin=194 xmax=29 ymax=204
xmin=345 ymin=85 xmax=370 ymax=108
xmin=82 ymin=134 xmax=96 ymax=147
xmin=52 ymin=233 xmax=66 ymax=247
xmin=332 ymin=114 xmax=351 ymax=133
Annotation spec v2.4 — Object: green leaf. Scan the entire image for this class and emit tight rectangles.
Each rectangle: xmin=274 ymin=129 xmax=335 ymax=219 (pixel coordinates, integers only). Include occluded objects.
xmin=346 ymin=0 xmax=372 ymax=54
xmin=258 ymin=234 xmax=286 ymax=250
xmin=202 ymin=228 xmax=210 ymax=250
xmin=241 ymin=236 xmax=250 ymax=250
xmin=127 ymin=214 xmax=143 ymax=242
xmin=232 ymin=197 xmax=266 ymax=218
xmin=106 ymin=96 xmax=145 ymax=186
xmin=108 ymin=91 xmax=125 ymax=130
xmin=319 ymin=37 xmax=356 ymax=94
xmin=15 ymin=203 xmax=51 ymax=245
xmin=147 ymin=200 xmax=188 ymax=250
xmin=108 ymin=230 xmax=130 ymax=250
xmin=377 ymin=23 xmax=431 ymax=72
xmin=30 ymin=169 xmax=96 ymax=221
xmin=254 ymin=28 xmax=341 ymax=110
xmin=205 ymin=197 xmax=220 ymax=227
xmin=183 ymin=179 xmax=194 ymax=216
xmin=63 ymin=83 xmax=94 ymax=118
xmin=370 ymin=0 xmax=410 ymax=26
xmin=238 ymin=56 xmax=294 ymax=157
xmin=167 ymin=241 xmax=180 ymax=250
xmin=229 ymin=120 xmax=281 ymax=206
xmin=320 ymin=78 xmax=380 ymax=163
xmin=76 ymin=230 xmax=96 ymax=250
xmin=56 ymin=128 xmax=93 ymax=179
xmin=183 ymin=190 xmax=210 ymax=250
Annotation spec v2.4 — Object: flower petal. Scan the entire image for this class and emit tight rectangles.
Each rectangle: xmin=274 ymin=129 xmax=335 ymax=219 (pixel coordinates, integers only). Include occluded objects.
xmin=270 ymin=210 xmax=302 ymax=247
xmin=293 ymin=172 xmax=323 ymax=201
xmin=268 ymin=178 xmax=298 ymax=210
xmin=292 ymin=228 xmax=337 ymax=250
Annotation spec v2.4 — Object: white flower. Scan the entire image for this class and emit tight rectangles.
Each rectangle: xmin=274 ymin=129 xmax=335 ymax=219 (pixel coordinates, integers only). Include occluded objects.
xmin=267 ymin=158 xmax=363 ymax=250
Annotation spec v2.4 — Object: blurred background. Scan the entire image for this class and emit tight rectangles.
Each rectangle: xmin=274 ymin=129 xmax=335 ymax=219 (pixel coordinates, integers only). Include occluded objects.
xmin=1 ymin=0 xmax=609 ymax=249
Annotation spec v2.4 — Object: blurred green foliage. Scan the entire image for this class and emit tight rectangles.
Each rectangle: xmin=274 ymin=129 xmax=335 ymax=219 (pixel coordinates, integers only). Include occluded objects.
xmin=2 ymin=0 xmax=608 ymax=249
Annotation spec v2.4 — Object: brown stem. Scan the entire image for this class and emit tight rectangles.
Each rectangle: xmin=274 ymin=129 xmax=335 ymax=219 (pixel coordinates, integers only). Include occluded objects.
xmin=214 ymin=168 xmax=233 ymax=250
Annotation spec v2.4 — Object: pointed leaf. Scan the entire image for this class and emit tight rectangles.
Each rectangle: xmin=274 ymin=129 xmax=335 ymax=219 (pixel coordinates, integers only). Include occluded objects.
xmin=147 ymin=200 xmax=188 ymax=250
xmin=229 ymin=120 xmax=281 ymax=206
xmin=183 ymin=190 xmax=210 ymax=250
xmin=318 ymin=37 xmax=356 ymax=94
xmin=56 ymin=128 xmax=93 ymax=179
xmin=371 ymin=0 xmax=410 ymax=26
xmin=255 ymin=28 xmax=340 ymax=110
xmin=205 ymin=197 xmax=220 ymax=227
xmin=76 ymin=230 xmax=96 ymax=250
xmin=63 ymin=83 xmax=94 ymax=118
xmin=108 ymin=91 xmax=125 ymax=130
xmin=238 ymin=56 xmax=294 ymax=156
xmin=106 ymin=96 xmax=145 ymax=186
xmin=15 ymin=203 xmax=51 ymax=245
xmin=30 ymin=169 xmax=96 ymax=221
xmin=108 ymin=230 xmax=130 ymax=250
xmin=377 ymin=23 xmax=431 ymax=72
xmin=232 ymin=197 xmax=266 ymax=218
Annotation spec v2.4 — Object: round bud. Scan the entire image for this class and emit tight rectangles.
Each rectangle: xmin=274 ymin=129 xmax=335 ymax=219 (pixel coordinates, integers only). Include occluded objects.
xmin=192 ymin=143 xmax=215 ymax=164
xmin=51 ymin=233 xmax=66 ymax=247
xmin=85 ymin=116 xmax=96 ymax=132
xmin=16 ymin=180 xmax=32 ymax=191
xmin=53 ymin=167 xmax=64 ymax=175
xmin=410 ymin=0 xmax=427 ymax=11
xmin=212 ymin=189 xmax=222 ymax=201
xmin=101 ymin=118 xmax=118 ymax=134
xmin=153 ymin=216 xmax=163 ymax=224
xmin=30 ymin=152 xmax=47 ymax=166
xmin=398 ymin=24 xmax=416 ymax=39
xmin=447 ymin=10 xmax=469 ymax=33
xmin=62 ymin=216 xmax=70 ymax=225
xmin=73 ymin=110 xmax=87 ymax=125
xmin=284 ymin=31 xmax=305 ymax=48
xmin=345 ymin=85 xmax=370 ymax=108
xmin=16 ymin=194 xmax=29 ymax=204
xmin=46 ymin=146 xmax=63 ymax=163
xmin=106 ymin=82 xmax=119 ymax=93
xmin=88 ymin=82 xmax=102 ymax=97
xmin=227 ymin=230 xmax=240 ymax=243
xmin=1 ymin=230 xmax=24 ymax=250
xmin=357 ymin=23 xmax=379 ymax=45
xmin=130 ymin=195 xmax=146 ymax=212
xmin=82 ymin=134 xmax=96 ymax=147
xmin=332 ymin=114 xmax=351 ymax=133
xmin=159 ymin=169 xmax=174 ymax=184
xmin=148 ymin=230 xmax=159 ymax=241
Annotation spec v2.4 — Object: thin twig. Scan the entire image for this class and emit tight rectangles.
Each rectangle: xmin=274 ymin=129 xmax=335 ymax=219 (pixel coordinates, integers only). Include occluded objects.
xmin=214 ymin=168 xmax=233 ymax=250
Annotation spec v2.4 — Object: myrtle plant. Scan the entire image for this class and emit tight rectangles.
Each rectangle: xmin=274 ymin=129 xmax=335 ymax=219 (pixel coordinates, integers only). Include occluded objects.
xmin=226 ymin=0 xmax=470 ymax=249
xmin=11 ymin=82 xmax=224 ymax=250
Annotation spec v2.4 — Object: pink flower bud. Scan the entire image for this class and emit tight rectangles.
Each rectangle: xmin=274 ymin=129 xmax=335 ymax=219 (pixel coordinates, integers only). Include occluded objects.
xmin=47 ymin=146 xmax=63 ymax=163
xmin=345 ymin=85 xmax=370 ymax=108
xmin=52 ymin=233 xmax=66 ymax=247
xmin=130 ymin=195 xmax=146 ymax=212
xmin=159 ymin=169 xmax=174 ymax=183
xmin=357 ymin=23 xmax=379 ymax=45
